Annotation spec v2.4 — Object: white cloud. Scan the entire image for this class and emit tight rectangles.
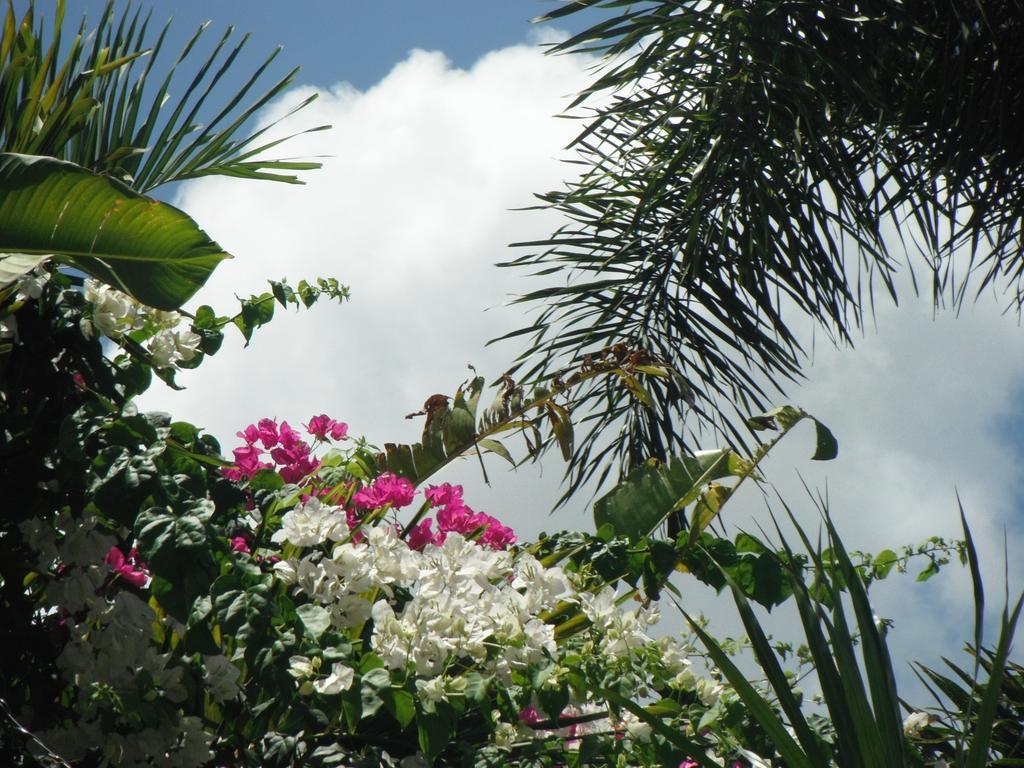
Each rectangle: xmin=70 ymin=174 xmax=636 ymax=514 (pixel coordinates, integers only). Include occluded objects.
xmin=145 ymin=42 xmax=592 ymax=449
xmin=141 ymin=37 xmax=1024 ymax=703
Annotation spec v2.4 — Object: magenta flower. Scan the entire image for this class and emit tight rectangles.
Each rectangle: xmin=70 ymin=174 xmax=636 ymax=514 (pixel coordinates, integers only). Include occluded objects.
xmin=279 ymin=455 xmax=320 ymax=484
xmin=230 ymin=535 xmax=253 ymax=554
xmin=479 ymin=518 xmax=517 ymax=549
xmin=679 ymin=761 xmax=700 ymax=768
xmin=432 ymin=498 xmax=516 ymax=550
xmin=104 ymin=546 xmax=149 ymax=588
xmin=425 ymin=482 xmax=464 ymax=508
xmin=306 ymin=414 xmax=349 ymax=441
xmin=278 ymin=420 xmax=302 ymax=449
xmin=352 ymin=473 xmax=416 ymax=510
xmin=435 ymin=503 xmax=473 ymax=533
xmin=257 ymin=418 xmax=280 ymax=447
xmin=236 ymin=423 xmax=261 ymax=445
xmin=518 ymin=706 xmax=542 ymax=725
xmin=231 ymin=444 xmax=272 ymax=479
xmin=407 ymin=519 xmax=444 ymax=551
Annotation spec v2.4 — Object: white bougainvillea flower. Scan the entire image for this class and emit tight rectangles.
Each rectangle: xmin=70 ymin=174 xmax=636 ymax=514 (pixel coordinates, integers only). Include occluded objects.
xmin=287 ymin=655 xmax=316 ymax=679
xmin=272 ymin=498 xmax=349 ymax=546
xmin=903 ymin=710 xmax=931 ymax=735
xmin=313 ymin=663 xmax=354 ymax=695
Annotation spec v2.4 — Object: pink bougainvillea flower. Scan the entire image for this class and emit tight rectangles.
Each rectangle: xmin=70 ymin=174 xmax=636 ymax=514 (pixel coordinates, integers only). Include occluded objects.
xmin=221 ymin=466 xmax=244 ymax=481
xmin=679 ymin=761 xmax=700 ymax=768
xmin=104 ymin=546 xmax=149 ymax=588
xmin=236 ymin=423 xmax=261 ymax=445
xmin=230 ymin=535 xmax=252 ymax=554
xmin=518 ymin=706 xmax=542 ymax=726
xmin=229 ymin=444 xmax=273 ymax=480
xmin=407 ymin=519 xmax=444 ymax=551
xmin=305 ymin=414 xmax=332 ymax=438
xmin=305 ymin=414 xmax=349 ymax=441
xmin=478 ymin=517 xmax=517 ymax=549
xmin=432 ymin=498 xmax=516 ymax=550
xmin=424 ymin=482 xmax=464 ymax=508
xmin=279 ymin=455 xmax=320 ymax=484
xmin=277 ymin=420 xmax=302 ymax=449
xmin=251 ymin=418 xmax=277 ymax=448
xmin=435 ymin=503 xmax=473 ymax=534
xmin=352 ymin=473 xmax=416 ymax=510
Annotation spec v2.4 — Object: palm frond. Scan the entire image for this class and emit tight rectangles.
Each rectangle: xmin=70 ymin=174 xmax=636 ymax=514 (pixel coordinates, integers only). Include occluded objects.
xmin=0 ymin=0 xmax=328 ymax=193
xmin=505 ymin=0 xmax=1024 ymax=499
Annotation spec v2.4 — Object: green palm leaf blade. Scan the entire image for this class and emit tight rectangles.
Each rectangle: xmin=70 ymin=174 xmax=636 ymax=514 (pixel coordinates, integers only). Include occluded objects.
xmin=966 ymin=591 xmax=1024 ymax=768
xmin=0 ymin=153 xmax=229 ymax=309
xmin=823 ymin=517 xmax=906 ymax=765
xmin=506 ymin=0 xmax=1024 ymax=496
xmin=681 ymin=607 xmax=815 ymax=768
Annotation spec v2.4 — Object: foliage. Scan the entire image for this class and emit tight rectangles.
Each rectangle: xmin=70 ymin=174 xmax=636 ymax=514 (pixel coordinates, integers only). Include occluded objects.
xmin=0 ymin=0 xmax=327 ymax=308
xmin=503 ymin=0 xmax=1024 ymax=498
xmin=3 ymin=4 xmax=1022 ymax=767
xmin=913 ymin=646 xmax=1024 ymax=765
xmin=2 ymin=266 xmax=994 ymax=766
xmin=0 ymin=153 xmax=229 ymax=309
xmin=682 ymin=506 xmax=1024 ymax=768
xmin=1 ymin=0 xmax=327 ymax=190
xmin=0 ymin=267 xmax=751 ymax=767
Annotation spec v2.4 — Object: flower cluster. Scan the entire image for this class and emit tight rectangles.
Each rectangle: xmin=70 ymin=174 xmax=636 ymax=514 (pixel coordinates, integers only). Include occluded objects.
xmin=407 ymin=482 xmax=516 ymax=550
xmin=224 ymin=417 xmax=336 ymax=483
xmin=18 ymin=514 xmax=222 ymax=768
xmin=80 ymin=279 xmax=201 ymax=368
xmin=271 ymin=494 xmax=569 ymax=684
xmin=0 ymin=264 xmax=51 ymax=341
xmin=104 ymin=545 xmax=149 ymax=588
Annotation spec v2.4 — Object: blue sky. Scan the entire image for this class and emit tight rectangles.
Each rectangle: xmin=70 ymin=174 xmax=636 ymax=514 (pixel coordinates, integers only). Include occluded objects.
xmin=55 ymin=0 xmax=1023 ymax=702
xmin=72 ymin=1 xmax=597 ymax=90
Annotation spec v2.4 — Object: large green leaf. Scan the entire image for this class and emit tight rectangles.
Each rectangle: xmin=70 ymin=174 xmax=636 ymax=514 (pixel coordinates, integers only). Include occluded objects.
xmin=592 ymin=449 xmax=739 ymax=540
xmin=0 ymin=153 xmax=229 ymax=309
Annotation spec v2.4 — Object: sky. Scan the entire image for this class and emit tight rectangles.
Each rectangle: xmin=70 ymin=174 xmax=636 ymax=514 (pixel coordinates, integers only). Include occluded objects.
xmin=84 ymin=2 xmax=1024 ymax=703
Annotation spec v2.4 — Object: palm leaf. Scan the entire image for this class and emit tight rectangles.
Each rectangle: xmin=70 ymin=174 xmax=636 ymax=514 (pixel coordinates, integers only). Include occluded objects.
xmin=0 ymin=153 xmax=228 ymax=309
xmin=0 ymin=0 xmax=328 ymax=193
xmin=505 ymin=0 xmax=1024 ymax=499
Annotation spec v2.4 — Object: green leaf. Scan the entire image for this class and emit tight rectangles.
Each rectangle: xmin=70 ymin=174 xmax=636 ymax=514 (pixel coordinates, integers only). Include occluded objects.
xmin=682 ymin=610 xmax=815 ymax=768
xmin=965 ymin=592 xmax=1024 ymax=768
xmin=296 ymin=603 xmax=330 ymax=639
xmin=686 ymin=482 xmax=731 ymax=547
xmin=478 ymin=438 xmax=514 ymax=465
xmin=872 ymin=549 xmax=898 ymax=580
xmin=713 ymin=561 xmax=830 ymax=764
xmin=210 ymin=575 xmax=271 ymax=638
xmin=381 ymin=687 xmax=416 ymax=729
xmin=593 ymin=449 xmax=735 ymax=541
xmin=417 ymin=703 xmax=456 ymax=764
xmin=360 ymin=667 xmax=391 ymax=719
xmin=812 ymin=418 xmax=839 ymax=460
xmin=0 ymin=153 xmax=230 ymax=309
xmin=135 ymin=504 xmax=215 ymax=575
xmin=548 ymin=402 xmax=574 ymax=461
